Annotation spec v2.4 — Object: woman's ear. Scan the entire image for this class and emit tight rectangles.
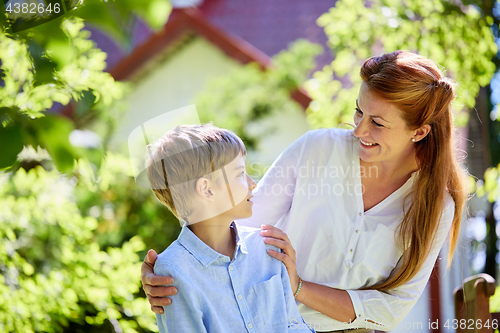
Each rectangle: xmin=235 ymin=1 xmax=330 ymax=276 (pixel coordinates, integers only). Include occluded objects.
xmin=195 ymin=177 xmax=215 ymax=201
xmin=413 ymin=124 xmax=431 ymax=142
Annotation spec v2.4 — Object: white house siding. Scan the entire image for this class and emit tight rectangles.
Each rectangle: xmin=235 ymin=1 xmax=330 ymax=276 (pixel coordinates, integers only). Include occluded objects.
xmin=246 ymin=107 xmax=312 ymax=177
xmin=113 ymin=36 xmax=240 ymax=147
xmin=112 ymin=35 xmax=311 ymax=168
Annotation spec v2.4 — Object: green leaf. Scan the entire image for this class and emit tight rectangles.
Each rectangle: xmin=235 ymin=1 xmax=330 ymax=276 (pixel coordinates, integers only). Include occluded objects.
xmin=134 ymin=0 xmax=172 ymax=30
xmin=22 ymin=262 xmax=34 ymax=276
xmin=0 ymin=122 xmax=23 ymax=170
xmin=33 ymin=115 xmax=76 ymax=172
xmin=46 ymin=39 xmax=75 ymax=68
xmin=26 ymin=41 xmax=58 ymax=86
xmin=70 ymin=0 xmax=134 ymax=47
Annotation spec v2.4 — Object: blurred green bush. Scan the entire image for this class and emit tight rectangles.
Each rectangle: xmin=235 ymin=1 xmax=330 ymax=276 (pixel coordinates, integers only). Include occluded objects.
xmin=74 ymin=152 xmax=181 ymax=254
xmin=0 ymin=153 xmax=180 ymax=333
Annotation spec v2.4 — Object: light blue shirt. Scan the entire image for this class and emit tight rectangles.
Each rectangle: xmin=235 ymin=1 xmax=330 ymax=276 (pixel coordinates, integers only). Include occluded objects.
xmin=154 ymin=222 xmax=315 ymax=333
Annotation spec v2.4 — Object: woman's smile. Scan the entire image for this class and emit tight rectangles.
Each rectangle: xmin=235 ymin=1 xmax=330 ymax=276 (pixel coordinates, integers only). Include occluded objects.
xmin=359 ymin=138 xmax=379 ymax=148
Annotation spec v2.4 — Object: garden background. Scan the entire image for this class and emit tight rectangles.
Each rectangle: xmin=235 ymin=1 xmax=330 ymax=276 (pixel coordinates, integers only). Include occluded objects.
xmin=1 ymin=0 xmax=500 ymax=332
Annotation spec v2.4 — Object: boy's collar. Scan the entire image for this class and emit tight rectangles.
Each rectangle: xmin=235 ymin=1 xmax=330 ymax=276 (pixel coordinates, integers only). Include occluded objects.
xmin=230 ymin=222 xmax=248 ymax=255
xmin=178 ymin=221 xmax=248 ymax=267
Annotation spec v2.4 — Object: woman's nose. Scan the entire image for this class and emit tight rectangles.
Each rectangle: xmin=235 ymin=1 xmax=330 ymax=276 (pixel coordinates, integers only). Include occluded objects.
xmin=353 ymin=117 xmax=369 ymax=138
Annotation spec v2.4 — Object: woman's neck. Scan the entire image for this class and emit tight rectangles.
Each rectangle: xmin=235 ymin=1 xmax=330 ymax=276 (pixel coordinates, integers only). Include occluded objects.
xmin=360 ymin=153 xmax=419 ymax=183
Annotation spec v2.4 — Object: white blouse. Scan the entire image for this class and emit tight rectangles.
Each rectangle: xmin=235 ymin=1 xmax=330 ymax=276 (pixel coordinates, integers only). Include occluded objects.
xmin=238 ymin=128 xmax=455 ymax=331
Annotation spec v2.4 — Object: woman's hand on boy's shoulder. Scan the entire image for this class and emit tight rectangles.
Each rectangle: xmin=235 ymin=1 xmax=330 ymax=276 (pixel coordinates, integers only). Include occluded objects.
xmin=260 ymin=225 xmax=300 ymax=293
xmin=141 ymin=249 xmax=178 ymax=314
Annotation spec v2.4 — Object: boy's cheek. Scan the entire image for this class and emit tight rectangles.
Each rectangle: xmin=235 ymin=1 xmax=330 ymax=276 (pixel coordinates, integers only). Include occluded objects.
xmin=226 ymin=183 xmax=248 ymax=205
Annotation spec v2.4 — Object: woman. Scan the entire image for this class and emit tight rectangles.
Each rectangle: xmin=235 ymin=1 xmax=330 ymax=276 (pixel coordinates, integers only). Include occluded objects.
xmin=141 ymin=51 xmax=468 ymax=332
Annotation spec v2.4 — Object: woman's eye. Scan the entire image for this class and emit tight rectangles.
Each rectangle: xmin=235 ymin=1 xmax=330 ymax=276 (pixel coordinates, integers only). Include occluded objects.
xmin=356 ymin=107 xmax=383 ymax=127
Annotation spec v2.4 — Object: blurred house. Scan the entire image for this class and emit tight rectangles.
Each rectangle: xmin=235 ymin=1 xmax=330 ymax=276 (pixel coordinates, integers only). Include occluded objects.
xmin=70 ymin=1 xmax=473 ymax=332
xmin=85 ymin=0 xmax=335 ymax=166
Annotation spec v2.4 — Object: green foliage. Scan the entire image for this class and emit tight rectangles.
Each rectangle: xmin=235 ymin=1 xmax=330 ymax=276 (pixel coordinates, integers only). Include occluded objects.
xmin=0 ymin=17 xmax=126 ymax=172
xmin=475 ymin=163 xmax=500 ymax=202
xmin=0 ymin=165 xmax=157 ymax=333
xmin=62 ymin=0 xmax=172 ymax=46
xmin=490 ymin=279 xmax=500 ymax=314
xmin=0 ymin=0 xmax=172 ymax=172
xmin=0 ymin=2 xmax=176 ymax=331
xmin=305 ymin=0 xmax=498 ymax=128
xmin=73 ymin=152 xmax=180 ymax=254
xmin=195 ymin=39 xmax=322 ymax=151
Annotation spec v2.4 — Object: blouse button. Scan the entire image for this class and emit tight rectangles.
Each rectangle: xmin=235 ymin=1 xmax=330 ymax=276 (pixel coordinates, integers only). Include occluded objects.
xmin=248 ymin=323 xmax=253 ymax=329
xmin=359 ymin=212 xmax=362 ymax=216
xmin=345 ymin=260 xmax=354 ymax=269
xmin=238 ymin=295 xmax=243 ymax=300
xmin=355 ymin=230 xmax=359 ymax=233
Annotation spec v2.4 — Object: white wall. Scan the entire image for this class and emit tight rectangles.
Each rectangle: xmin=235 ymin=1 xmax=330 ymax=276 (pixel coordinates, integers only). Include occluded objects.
xmin=246 ymin=107 xmax=312 ymax=174
xmin=113 ymin=36 xmax=240 ymax=147
xmin=112 ymin=35 xmax=311 ymax=166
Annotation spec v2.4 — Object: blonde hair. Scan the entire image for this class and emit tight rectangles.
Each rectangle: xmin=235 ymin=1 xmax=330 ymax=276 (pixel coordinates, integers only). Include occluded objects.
xmin=146 ymin=124 xmax=246 ymax=221
xmin=359 ymin=51 xmax=469 ymax=291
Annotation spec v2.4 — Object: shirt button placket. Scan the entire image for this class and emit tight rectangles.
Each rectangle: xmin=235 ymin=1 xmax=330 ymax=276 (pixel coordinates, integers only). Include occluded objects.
xmin=354 ymin=212 xmax=362 ymax=239
xmin=229 ymin=263 xmax=251 ymax=331
xmin=345 ymin=212 xmax=363 ymax=269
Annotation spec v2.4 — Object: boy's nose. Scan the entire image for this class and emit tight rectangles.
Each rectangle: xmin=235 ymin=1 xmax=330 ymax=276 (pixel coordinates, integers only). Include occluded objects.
xmin=247 ymin=174 xmax=257 ymax=191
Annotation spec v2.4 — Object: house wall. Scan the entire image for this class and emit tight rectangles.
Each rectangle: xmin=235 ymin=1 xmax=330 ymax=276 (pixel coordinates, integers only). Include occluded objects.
xmin=113 ymin=35 xmax=312 ymax=171
xmin=113 ymin=36 xmax=240 ymax=146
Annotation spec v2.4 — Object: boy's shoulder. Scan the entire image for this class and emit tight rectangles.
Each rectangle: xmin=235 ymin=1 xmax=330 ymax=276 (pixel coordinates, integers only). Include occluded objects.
xmin=237 ymin=225 xmax=281 ymax=258
xmin=154 ymin=239 xmax=192 ymax=274
xmin=237 ymin=225 xmax=264 ymax=247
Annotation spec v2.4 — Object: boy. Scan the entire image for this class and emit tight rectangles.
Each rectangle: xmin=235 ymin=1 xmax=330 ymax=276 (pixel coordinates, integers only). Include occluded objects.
xmin=146 ymin=124 xmax=314 ymax=333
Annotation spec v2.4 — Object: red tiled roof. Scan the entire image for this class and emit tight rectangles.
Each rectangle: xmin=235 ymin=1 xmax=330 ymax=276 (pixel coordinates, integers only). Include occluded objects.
xmin=198 ymin=0 xmax=334 ymax=68
xmin=90 ymin=1 xmax=334 ymax=75
xmin=62 ymin=2 xmax=336 ymax=116
xmin=110 ymin=8 xmax=272 ymax=82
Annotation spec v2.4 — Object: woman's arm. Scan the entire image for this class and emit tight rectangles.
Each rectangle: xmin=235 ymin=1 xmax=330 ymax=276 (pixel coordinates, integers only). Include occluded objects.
xmin=141 ymin=250 xmax=177 ymax=314
xmin=278 ymin=258 xmax=317 ymax=332
xmin=262 ymin=225 xmax=356 ymax=323
xmin=297 ymin=282 xmax=356 ymax=323
xmin=263 ymin=199 xmax=454 ymax=331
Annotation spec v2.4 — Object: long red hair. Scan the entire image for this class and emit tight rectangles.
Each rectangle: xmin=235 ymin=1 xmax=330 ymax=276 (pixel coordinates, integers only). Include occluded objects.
xmin=359 ymin=51 xmax=469 ymax=290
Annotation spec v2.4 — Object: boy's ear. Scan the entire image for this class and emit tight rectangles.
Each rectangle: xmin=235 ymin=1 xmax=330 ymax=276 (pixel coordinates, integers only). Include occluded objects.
xmin=195 ymin=177 xmax=215 ymax=201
